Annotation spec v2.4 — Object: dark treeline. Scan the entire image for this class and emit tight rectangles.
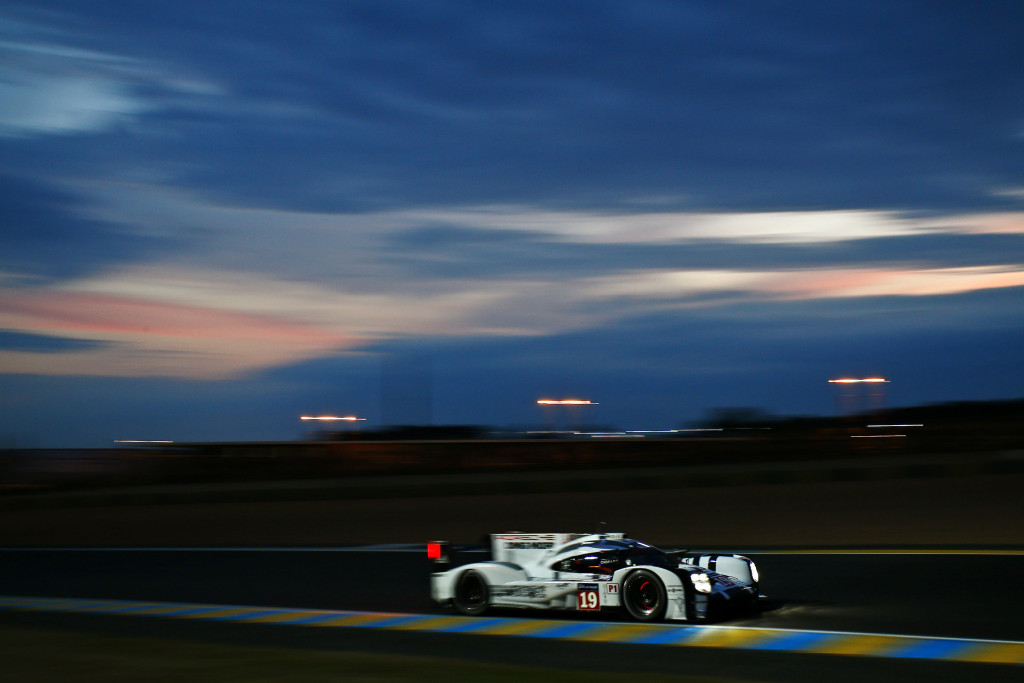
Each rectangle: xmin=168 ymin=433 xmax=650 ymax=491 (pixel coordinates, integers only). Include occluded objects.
xmin=2 ymin=398 xmax=1022 ymax=496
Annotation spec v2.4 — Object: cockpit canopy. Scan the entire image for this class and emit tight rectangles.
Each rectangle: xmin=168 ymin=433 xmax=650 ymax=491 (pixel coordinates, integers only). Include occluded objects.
xmin=551 ymin=538 xmax=675 ymax=574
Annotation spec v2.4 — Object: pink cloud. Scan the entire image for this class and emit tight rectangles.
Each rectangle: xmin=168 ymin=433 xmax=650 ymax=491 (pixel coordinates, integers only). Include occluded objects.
xmin=762 ymin=266 xmax=1024 ymax=300
xmin=0 ymin=289 xmax=360 ymax=378
xmin=1 ymin=290 xmax=349 ymax=345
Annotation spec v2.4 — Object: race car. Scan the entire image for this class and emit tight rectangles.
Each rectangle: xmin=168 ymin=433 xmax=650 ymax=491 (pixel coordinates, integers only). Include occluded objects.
xmin=429 ymin=532 xmax=760 ymax=622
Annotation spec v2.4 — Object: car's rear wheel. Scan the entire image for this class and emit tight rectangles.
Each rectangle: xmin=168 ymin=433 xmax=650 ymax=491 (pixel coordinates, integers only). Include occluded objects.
xmin=452 ymin=570 xmax=489 ymax=616
xmin=622 ymin=569 xmax=667 ymax=621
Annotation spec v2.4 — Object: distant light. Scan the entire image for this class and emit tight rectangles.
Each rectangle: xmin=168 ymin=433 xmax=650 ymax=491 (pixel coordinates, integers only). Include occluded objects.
xmin=525 ymin=430 xmax=577 ymax=435
xmin=114 ymin=440 xmax=174 ymax=444
xmin=828 ymin=378 xmax=889 ymax=384
xmin=868 ymin=424 xmax=923 ymax=428
xmin=537 ymin=399 xmax=599 ymax=405
xmin=627 ymin=429 xmax=679 ymax=434
xmin=634 ymin=428 xmax=724 ymax=433
xmin=625 ymin=429 xmax=725 ymax=435
xmin=300 ymin=415 xmax=366 ymax=421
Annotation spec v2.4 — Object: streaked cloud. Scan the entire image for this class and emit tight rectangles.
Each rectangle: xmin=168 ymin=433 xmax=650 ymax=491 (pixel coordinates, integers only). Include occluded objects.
xmin=3 ymin=200 xmax=1021 ymax=380
xmin=1 ymin=1 xmax=1023 ymax=444
xmin=0 ymin=286 xmax=357 ymax=378
xmin=929 ymin=211 xmax=1024 ymax=235
xmin=3 ymin=175 xmax=1023 ymax=381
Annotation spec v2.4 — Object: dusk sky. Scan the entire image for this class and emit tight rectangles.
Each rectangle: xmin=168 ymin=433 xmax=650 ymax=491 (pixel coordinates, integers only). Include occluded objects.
xmin=2 ymin=1 xmax=1023 ymax=447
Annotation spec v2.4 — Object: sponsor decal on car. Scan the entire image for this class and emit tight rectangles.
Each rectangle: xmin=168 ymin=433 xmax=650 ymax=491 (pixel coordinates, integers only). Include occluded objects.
xmin=493 ymin=586 xmax=547 ymax=600
xmin=495 ymin=533 xmax=559 ymax=550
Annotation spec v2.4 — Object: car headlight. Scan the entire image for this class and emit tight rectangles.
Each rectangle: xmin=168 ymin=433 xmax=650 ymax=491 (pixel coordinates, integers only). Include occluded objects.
xmin=749 ymin=561 xmax=759 ymax=584
xmin=690 ymin=572 xmax=712 ymax=594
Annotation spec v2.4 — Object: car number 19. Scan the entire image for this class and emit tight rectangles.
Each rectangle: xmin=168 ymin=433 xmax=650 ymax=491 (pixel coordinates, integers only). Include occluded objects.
xmin=577 ymin=587 xmax=600 ymax=610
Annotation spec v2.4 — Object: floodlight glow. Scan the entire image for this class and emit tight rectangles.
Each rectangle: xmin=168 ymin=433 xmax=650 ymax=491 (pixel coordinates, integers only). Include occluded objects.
xmin=828 ymin=378 xmax=889 ymax=384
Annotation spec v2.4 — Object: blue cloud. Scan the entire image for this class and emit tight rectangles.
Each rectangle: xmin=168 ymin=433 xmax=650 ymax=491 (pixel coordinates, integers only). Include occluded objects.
xmin=5 ymin=1 xmax=1022 ymax=213
xmin=0 ymin=330 xmax=111 ymax=353
xmin=0 ymin=174 xmax=171 ymax=282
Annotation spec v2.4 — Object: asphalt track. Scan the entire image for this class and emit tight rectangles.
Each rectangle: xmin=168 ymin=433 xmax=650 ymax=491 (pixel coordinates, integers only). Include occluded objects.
xmin=1 ymin=546 xmax=1022 ymax=681
xmin=1 ymin=464 xmax=1022 ymax=679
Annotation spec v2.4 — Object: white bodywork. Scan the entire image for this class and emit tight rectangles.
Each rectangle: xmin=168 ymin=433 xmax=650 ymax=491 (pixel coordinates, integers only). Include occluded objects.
xmin=430 ymin=532 xmax=758 ymax=622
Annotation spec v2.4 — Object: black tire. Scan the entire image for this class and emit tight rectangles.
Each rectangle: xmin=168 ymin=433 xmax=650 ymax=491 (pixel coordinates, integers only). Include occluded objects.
xmin=452 ymin=570 xmax=489 ymax=616
xmin=622 ymin=569 xmax=668 ymax=622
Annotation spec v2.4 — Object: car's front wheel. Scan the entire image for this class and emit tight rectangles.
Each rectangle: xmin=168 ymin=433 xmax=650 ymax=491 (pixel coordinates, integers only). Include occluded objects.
xmin=452 ymin=570 xmax=489 ymax=616
xmin=622 ymin=569 xmax=667 ymax=621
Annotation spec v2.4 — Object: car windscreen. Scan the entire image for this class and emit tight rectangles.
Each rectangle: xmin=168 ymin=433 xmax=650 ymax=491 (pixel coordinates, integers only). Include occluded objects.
xmin=554 ymin=546 xmax=674 ymax=573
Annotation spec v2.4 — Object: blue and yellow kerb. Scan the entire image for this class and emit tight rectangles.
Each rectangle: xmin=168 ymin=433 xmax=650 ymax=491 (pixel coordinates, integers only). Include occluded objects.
xmin=1 ymin=595 xmax=1022 ymax=666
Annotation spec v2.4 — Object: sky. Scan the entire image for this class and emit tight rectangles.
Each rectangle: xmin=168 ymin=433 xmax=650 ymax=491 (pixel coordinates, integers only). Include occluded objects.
xmin=2 ymin=1 xmax=1023 ymax=447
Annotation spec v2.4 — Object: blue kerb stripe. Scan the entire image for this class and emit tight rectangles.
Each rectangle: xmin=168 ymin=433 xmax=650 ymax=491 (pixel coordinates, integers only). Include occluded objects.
xmin=430 ymin=617 xmax=512 ymax=633
xmin=522 ymin=622 xmax=603 ymax=639
xmin=886 ymin=638 xmax=976 ymax=660
xmin=631 ymin=627 xmax=703 ymax=645
xmin=162 ymin=606 xmax=227 ymax=617
xmin=207 ymin=610 xmax=287 ymax=622
xmin=747 ymin=630 xmax=837 ymax=651
xmin=286 ymin=612 xmax=349 ymax=625
xmin=348 ymin=615 xmax=424 ymax=628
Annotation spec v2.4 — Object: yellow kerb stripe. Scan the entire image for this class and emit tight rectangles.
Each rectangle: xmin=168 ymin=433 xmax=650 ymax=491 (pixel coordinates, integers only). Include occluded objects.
xmin=473 ymin=619 xmax=556 ymax=636
xmin=572 ymin=624 xmax=664 ymax=642
xmin=388 ymin=616 xmax=468 ymax=631
xmin=242 ymin=610 xmax=325 ymax=624
xmin=954 ymin=642 xmax=1024 ymax=664
xmin=682 ymin=627 xmax=775 ymax=649
xmin=805 ymin=634 xmax=902 ymax=656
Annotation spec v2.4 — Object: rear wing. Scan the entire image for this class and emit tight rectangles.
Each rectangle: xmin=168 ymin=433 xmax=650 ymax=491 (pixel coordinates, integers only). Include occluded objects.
xmin=427 ymin=531 xmax=628 ymax=571
xmin=490 ymin=532 xmax=624 ymax=566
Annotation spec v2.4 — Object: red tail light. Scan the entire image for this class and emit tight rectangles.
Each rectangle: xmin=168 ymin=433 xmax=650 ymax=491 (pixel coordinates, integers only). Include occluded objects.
xmin=427 ymin=542 xmax=443 ymax=560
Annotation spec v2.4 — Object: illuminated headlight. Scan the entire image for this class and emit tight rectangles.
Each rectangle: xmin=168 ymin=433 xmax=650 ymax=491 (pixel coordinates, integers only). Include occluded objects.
xmin=749 ymin=561 xmax=759 ymax=584
xmin=690 ymin=572 xmax=712 ymax=594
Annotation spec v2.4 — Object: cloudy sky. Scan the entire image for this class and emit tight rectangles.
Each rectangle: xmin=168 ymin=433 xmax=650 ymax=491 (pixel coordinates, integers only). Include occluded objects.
xmin=2 ymin=1 xmax=1023 ymax=447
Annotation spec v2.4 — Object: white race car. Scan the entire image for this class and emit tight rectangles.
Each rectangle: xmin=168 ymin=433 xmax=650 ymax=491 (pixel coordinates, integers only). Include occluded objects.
xmin=429 ymin=532 xmax=760 ymax=622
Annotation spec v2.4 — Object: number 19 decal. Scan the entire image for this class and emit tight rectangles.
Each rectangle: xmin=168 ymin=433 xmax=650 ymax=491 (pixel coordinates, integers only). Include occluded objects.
xmin=577 ymin=584 xmax=600 ymax=611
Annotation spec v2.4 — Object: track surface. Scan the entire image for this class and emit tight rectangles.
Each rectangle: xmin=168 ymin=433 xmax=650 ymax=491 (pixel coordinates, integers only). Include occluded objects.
xmin=0 ymin=547 xmax=1021 ymax=641
xmin=1 ymin=547 xmax=1022 ymax=681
